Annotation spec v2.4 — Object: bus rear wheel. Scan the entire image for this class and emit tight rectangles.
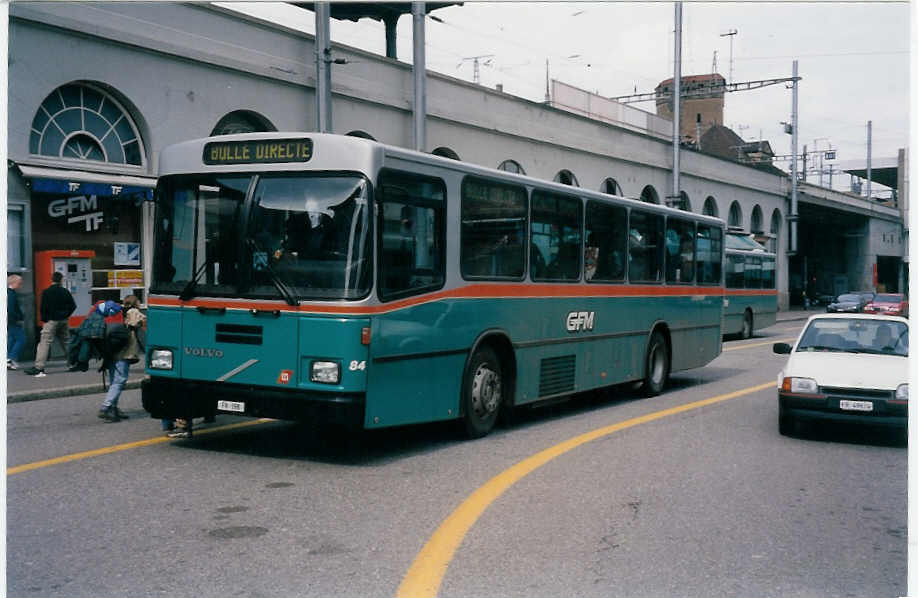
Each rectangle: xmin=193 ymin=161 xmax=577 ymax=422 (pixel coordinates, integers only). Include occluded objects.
xmin=641 ymin=331 xmax=670 ymax=397
xmin=461 ymin=346 xmax=503 ymax=438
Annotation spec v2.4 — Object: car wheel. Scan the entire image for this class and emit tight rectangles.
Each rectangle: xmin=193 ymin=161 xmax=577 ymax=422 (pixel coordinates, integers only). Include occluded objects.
xmin=461 ymin=346 xmax=502 ymax=438
xmin=641 ymin=331 xmax=670 ymax=397
xmin=741 ymin=310 xmax=753 ymax=340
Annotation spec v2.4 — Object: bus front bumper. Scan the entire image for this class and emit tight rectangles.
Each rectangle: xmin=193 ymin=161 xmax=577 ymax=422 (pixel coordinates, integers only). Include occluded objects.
xmin=142 ymin=377 xmax=365 ymax=427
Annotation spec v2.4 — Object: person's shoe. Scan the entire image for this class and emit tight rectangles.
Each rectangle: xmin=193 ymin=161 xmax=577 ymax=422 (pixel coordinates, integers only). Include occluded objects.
xmin=24 ymin=367 xmax=45 ymax=377
xmin=67 ymin=364 xmax=80 ymax=372
xmin=98 ymin=407 xmax=119 ymax=422
xmin=7 ymin=359 xmax=18 ymax=370
xmin=167 ymin=429 xmax=190 ymax=438
xmin=114 ymin=408 xmax=130 ymax=419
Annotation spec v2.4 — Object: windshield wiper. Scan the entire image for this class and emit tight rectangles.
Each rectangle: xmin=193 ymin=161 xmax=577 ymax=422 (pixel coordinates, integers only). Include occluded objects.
xmin=245 ymin=239 xmax=299 ymax=306
xmin=178 ymin=260 xmax=211 ymax=301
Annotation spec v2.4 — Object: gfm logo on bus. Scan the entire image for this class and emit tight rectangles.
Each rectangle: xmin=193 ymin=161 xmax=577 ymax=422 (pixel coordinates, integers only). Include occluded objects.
xmin=566 ymin=311 xmax=595 ymax=332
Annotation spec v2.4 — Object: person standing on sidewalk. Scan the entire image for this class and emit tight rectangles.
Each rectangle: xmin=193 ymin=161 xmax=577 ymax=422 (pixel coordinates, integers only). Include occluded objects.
xmin=24 ymin=271 xmax=76 ymax=377
xmin=7 ymin=274 xmax=25 ymax=370
xmin=98 ymin=296 xmax=144 ymax=422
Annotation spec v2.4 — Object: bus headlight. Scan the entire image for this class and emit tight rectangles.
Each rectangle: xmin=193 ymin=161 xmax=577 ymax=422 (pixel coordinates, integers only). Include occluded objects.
xmin=150 ymin=349 xmax=173 ymax=370
xmin=310 ymin=361 xmax=340 ymax=384
xmin=896 ymin=384 xmax=908 ymax=401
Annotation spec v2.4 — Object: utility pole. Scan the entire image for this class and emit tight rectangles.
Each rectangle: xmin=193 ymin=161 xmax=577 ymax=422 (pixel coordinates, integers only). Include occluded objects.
xmin=458 ymin=54 xmax=494 ymax=85
xmin=314 ymin=1 xmax=332 ymax=133
xmin=412 ymin=2 xmax=427 ymax=152
xmin=866 ymin=120 xmax=873 ymax=200
xmin=544 ymin=58 xmax=550 ymax=103
xmin=789 ymin=60 xmax=799 ymax=254
xmin=672 ymin=1 xmax=682 ymax=207
xmin=720 ymin=28 xmax=737 ymax=83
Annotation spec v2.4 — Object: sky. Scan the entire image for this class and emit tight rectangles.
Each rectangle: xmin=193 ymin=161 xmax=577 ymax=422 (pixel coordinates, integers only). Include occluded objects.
xmin=217 ymin=1 xmax=911 ymax=193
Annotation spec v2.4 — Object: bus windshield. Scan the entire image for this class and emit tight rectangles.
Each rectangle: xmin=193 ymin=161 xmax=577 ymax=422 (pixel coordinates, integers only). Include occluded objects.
xmin=152 ymin=173 xmax=371 ymax=301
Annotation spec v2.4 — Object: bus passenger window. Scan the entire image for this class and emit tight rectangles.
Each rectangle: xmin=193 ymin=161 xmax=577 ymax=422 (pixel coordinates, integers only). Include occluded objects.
xmin=378 ymin=171 xmax=446 ymax=301
xmin=531 ymin=190 xmax=581 ymax=282
xmin=460 ymin=177 xmax=527 ymax=280
xmin=665 ymin=218 xmax=695 ymax=284
xmin=628 ymin=210 xmax=663 ymax=282
xmin=695 ymin=225 xmax=723 ymax=284
xmin=585 ymin=201 xmax=626 ymax=282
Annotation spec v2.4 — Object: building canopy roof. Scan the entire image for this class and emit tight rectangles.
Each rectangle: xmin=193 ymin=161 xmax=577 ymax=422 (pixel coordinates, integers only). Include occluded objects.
xmin=293 ymin=3 xmax=459 ymax=23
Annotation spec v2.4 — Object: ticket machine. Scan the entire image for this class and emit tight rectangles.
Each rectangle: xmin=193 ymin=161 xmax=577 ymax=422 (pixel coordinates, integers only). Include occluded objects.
xmin=34 ymin=250 xmax=95 ymax=327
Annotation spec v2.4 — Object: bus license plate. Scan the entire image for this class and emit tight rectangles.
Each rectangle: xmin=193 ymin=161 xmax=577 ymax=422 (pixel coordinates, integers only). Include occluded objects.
xmin=217 ymin=400 xmax=245 ymax=413
xmin=839 ymin=400 xmax=873 ymax=412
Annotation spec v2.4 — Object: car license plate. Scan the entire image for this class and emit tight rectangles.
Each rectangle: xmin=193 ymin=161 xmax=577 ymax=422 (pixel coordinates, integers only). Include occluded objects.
xmin=839 ymin=400 xmax=873 ymax=412
xmin=217 ymin=400 xmax=245 ymax=413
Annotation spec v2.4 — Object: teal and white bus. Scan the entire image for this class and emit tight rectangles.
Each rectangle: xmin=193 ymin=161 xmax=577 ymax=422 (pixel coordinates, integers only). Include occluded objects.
xmin=723 ymin=232 xmax=778 ymax=339
xmin=142 ymin=133 xmax=725 ymax=437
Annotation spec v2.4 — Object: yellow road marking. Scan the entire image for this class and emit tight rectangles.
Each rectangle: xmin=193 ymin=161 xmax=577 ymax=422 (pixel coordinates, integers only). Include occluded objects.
xmin=396 ymin=381 xmax=777 ymax=598
xmin=7 ymin=419 xmax=272 ymax=476
xmin=722 ymin=337 xmax=797 ymax=351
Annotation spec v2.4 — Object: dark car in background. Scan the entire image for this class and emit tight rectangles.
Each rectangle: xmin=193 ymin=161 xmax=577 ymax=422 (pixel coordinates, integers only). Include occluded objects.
xmin=826 ymin=293 xmax=871 ymax=313
xmin=865 ymin=293 xmax=909 ymax=318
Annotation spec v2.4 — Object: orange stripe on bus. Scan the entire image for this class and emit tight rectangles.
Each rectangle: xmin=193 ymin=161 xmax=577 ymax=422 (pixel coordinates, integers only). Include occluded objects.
xmin=148 ymin=284 xmax=726 ymax=315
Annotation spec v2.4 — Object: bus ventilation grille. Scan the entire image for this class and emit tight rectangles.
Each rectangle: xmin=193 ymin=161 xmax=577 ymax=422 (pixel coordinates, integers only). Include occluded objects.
xmin=215 ymin=324 xmax=263 ymax=345
xmin=539 ymin=355 xmax=576 ymax=398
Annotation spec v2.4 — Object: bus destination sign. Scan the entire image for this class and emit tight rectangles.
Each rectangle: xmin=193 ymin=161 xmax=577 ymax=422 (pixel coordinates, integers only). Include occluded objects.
xmin=203 ymin=139 xmax=313 ymax=165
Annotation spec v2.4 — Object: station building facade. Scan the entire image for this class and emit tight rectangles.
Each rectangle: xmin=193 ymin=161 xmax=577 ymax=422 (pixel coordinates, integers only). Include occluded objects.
xmin=7 ymin=2 xmax=903 ymax=353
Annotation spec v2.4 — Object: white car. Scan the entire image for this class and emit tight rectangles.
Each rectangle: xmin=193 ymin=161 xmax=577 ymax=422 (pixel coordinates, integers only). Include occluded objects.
xmin=773 ymin=313 xmax=908 ymax=435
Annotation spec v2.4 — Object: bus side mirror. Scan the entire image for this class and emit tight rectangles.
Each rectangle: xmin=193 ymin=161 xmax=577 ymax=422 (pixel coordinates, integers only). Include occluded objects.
xmin=773 ymin=343 xmax=792 ymax=354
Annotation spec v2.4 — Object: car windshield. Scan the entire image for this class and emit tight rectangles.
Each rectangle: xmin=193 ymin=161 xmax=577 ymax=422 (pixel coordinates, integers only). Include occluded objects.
xmin=796 ymin=318 xmax=908 ymax=357
xmin=152 ymin=173 xmax=372 ymax=301
xmin=835 ymin=294 xmax=860 ymax=303
xmin=874 ymin=294 xmax=901 ymax=303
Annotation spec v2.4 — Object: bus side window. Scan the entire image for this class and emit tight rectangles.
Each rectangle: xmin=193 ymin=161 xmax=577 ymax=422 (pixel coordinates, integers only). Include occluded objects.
xmin=695 ymin=225 xmax=722 ymax=284
xmin=460 ymin=177 xmax=527 ymax=280
xmin=628 ymin=210 xmax=663 ymax=283
xmin=377 ymin=171 xmax=446 ymax=301
xmin=585 ymin=201 xmax=626 ymax=283
xmin=531 ymin=190 xmax=582 ymax=282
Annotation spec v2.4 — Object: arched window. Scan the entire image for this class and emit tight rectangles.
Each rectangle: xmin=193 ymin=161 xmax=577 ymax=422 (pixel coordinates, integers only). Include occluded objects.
xmin=600 ymin=178 xmax=621 ymax=195
xmin=553 ymin=170 xmax=580 ymax=186
xmin=346 ymin=130 xmax=376 ymax=140
xmin=211 ymin=110 xmax=276 ymax=136
xmin=702 ymin=196 xmax=718 ymax=217
xmin=640 ymin=185 xmax=660 ymax=204
xmin=678 ymin=191 xmax=691 ymax=212
xmin=770 ymin=209 xmax=782 ymax=253
xmin=432 ymin=147 xmax=461 ymax=160
xmin=751 ymin=205 xmax=764 ymax=233
xmin=497 ymin=160 xmax=526 ymax=175
xmin=728 ymin=201 xmax=743 ymax=228
xmin=30 ymin=83 xmax=146 ymax=166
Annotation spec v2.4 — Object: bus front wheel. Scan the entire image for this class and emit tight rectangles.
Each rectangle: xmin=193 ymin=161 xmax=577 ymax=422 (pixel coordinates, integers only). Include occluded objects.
xmin=461 ymin=346 xmax=503 ymax=438
xmin=641 ymin=331 xmax=670 ymax=397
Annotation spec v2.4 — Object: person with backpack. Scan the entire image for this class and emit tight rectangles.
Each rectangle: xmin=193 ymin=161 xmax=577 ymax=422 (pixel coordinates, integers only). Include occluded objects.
xmin=98 ymin=296 xmax=145 ymax=422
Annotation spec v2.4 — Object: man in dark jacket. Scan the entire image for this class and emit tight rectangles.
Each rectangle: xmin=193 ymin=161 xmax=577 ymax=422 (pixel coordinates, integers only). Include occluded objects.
xmin=7 ymin=274 xmax=25 ymax=369
xmin=24 ymin=271 xmax=77 ymax=377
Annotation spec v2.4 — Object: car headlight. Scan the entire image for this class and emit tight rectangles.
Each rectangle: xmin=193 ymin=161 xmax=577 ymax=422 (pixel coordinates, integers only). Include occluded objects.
xmin=896 ymin=384 xmax=908 ymax=401
xmin=310 ymin=360 xmax=340 ymax=384
xmin=782 ymin=376 xmax=819 ymax=394
xmin=150 ymin=349 xmax=173 ymax=370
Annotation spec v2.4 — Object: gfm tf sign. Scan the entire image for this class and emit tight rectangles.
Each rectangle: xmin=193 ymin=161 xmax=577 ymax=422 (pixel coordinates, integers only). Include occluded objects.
xmin=566 ymin=311 xmax=595 ymax=333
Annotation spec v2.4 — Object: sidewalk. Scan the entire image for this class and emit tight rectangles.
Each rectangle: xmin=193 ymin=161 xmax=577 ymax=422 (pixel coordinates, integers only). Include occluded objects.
xmin=5 ymin=307 xmax=814 ymax=404
xmin=5 ymin=359 xmax=146 ymax=404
